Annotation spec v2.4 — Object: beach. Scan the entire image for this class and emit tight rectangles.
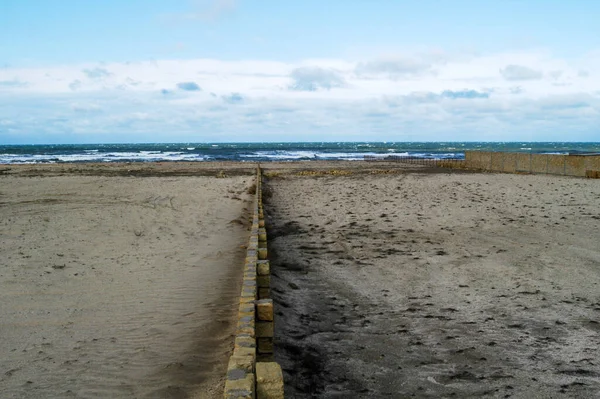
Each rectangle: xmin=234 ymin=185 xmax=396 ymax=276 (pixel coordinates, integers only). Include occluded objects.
xmin=1 ymin=161 xmax=599 ymax=398
xmin=0 ymin=164 xmax=255 ymax=398
xmin=264 ymin=166 xmax=600 ymax=398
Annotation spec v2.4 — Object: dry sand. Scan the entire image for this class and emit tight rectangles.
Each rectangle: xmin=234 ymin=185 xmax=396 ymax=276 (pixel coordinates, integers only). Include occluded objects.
xmin=265 ymin=167 xmax=600 ymax=398
xmin=0 ymin=166 xmax=256 ymax=398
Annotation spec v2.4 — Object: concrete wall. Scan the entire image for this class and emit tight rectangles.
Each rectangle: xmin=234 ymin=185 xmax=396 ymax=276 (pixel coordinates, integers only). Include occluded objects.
xmin=548 ymin=155 xmax=565 ymax=175
xmin=490 ymin=152 xmax=504 ymax=172
xmin=516 ymin=153 xmax=532 ymax=172
xmin=465 ymin=151 xmax=492 ymax=170
xmin=224 ymin=167 xmax=284 ymax=399
xmin=530 ymin=154 xmax=548 ymax=174
xmin=565 ymin=156 xmax=586 ymax=177
xmin=586 ymin=156 xmax=600 ymax=172
xmin=502 ymin=152 xmax=518 ymax=173
xmin=463 ymin=151 xmax=600 ymax=178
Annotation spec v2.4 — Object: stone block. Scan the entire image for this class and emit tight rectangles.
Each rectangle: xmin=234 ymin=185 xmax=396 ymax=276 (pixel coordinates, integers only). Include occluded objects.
xmin=243 ymin=278 xmax=256 ymax=288
xmin=240 ymin=295 xmax=255 ymax=304
xmin=255 ymin=362 xmax=284 ymax=399
xmin=244 ymin=260 xmax=256 ymax=272
xmin=227 ymin=354 xmax=254 ymax=374
xmin=258 ymin=288 xmax=270 ymax=299
xmin=235 ymin=336 xmax=256 ymax=350
xmin=257 ymin=229 xmax=266 ymax=240
xmin=239 ymin=303 xmax=255 ymax=315
xmin=224 ymin=370 xmax=255 ymax=399
xmin=256 ymin=260 xmax=270 ymax=276
xmin=257 ymin=338 xmax=274 ymax=354
xmin=237 ymin=316 xmax=255 ymax=337
xmin=236 ymin=324 xmax=255 ymax=338
xmin=256 ymin=299 xmax=273 ymax=321
xmin=246 ymin=250 xmax=258 ymax=263
xmin=258 ymin=248 xmax=267 ymax=260
xmin=233 ymin=346 xmax=255 ymax=360
xmin=238 ymin=309 xmax=254 ymax=320
xmin=241 ymin=284 xmax=257 ymax=300
xmin=256 ymin=321 xmax=274 ymax=338
xmin=257 ymin=275 xmax=270 ymax=288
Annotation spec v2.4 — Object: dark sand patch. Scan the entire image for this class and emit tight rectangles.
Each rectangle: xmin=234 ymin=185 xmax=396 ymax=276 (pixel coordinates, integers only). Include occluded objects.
xmin=266 ymin=171 xmax=600 ymax=398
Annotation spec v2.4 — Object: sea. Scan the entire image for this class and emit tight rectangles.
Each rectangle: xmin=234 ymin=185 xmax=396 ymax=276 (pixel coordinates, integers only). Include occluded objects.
xmin=1 ymin=142 xmax=599 ymax=164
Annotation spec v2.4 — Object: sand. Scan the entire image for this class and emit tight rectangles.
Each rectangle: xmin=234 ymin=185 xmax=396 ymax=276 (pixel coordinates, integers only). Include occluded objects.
xmin=2 ymin=161 xmax=600 ymax=398
xmin=0 ymin=166 xmax=255 ymax=398
xmin=264 ymin=167 xmax=600 ymax=398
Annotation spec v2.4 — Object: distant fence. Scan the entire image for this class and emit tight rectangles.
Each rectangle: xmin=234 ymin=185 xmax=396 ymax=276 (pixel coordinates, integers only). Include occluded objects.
xmin=364 ymin=152 xmax=600 ymax=178
xmin=363 ymin=155 xmax=465 ymax=168
xmin=464 ymin=151 xmax=600 ymax=177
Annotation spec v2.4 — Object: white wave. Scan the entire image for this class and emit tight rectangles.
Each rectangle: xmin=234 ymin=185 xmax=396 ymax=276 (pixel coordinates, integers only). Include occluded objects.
xmin=240 ymin=151 xmax=412 ymax=161
xmin=0 ymin=151 xmax=206 ymax=164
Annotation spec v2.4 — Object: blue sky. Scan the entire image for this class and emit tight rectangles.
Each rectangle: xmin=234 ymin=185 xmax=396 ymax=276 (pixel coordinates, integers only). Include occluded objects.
xmin=1 ymin=0 xmax=600 ymax=143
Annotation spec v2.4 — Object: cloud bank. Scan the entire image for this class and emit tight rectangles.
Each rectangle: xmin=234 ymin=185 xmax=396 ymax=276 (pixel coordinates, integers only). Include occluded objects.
xmin=1 ymin=49 xmax=599 ymax=143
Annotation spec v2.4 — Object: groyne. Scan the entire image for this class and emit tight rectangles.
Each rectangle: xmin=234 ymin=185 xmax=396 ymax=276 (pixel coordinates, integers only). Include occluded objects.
xmin=224 ymin=166 xmax=284 ymax=398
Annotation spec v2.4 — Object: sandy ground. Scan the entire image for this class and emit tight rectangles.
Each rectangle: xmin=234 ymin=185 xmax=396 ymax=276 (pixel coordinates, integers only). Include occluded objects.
xmin=265 ymin=168 xmax=600 ymax=398
xmin=0 ymin=169 xmax=255 ymax=398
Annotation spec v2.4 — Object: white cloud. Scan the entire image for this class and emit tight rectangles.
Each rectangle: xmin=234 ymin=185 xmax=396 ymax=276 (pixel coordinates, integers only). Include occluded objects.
xmin=355 ymin=57 xmax=433 ymax=78
xmin=1 ymin=48 xmax=599 ymax=142
xmin=83 ymin=67 xmax=113 ymax=80
xmin=500 ymin=64 xmax=543 ymax=81
xmin=289 ymin=67 xmax=346 ymax=91
xmin=176 ymin=81 xmax=202 ymax=91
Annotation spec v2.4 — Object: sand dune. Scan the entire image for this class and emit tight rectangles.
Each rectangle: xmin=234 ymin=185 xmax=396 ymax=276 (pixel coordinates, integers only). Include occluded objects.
xmin=0 ymin=174 xmax=253 ymax=398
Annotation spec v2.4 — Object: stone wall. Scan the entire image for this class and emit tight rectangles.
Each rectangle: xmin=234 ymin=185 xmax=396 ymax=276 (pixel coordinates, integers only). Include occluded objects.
xmin=224 ymin=166 xmax=284 ymax=399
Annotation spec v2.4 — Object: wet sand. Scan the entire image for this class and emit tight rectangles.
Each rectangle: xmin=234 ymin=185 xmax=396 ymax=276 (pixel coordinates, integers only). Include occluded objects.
xmin=265 ymin=167 xmax=600 ymax=398
xmin=0 ymin=166 xmax=255 ymax=398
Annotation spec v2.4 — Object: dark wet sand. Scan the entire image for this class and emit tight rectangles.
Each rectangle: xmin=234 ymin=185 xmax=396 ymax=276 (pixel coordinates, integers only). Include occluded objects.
xmin=265 ymin=168 xmax=600 ymax=398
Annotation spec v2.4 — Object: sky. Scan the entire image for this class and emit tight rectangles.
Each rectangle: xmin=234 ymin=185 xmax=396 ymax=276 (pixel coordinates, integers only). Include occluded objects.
xmin=1 ymin=0 xmax=600 ymax=144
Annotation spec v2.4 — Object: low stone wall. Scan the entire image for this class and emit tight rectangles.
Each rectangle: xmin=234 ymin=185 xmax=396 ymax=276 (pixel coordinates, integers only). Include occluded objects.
xmin=224 ymin=166 xmax=284 ymax=398
xmin=463 ymin=151 xmax=600 ymax=178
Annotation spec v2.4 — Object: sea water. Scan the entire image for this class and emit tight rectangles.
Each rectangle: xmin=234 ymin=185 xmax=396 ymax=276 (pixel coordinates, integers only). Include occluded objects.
xmin=1 ymin=142 xmax=599 ymax=164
